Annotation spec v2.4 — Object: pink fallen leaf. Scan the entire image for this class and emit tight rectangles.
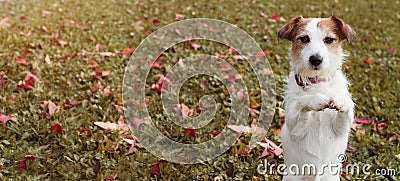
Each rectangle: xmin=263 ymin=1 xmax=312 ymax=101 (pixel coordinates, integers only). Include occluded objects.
xmin=0 ymin=16 xmax=10 ymax=28
xmin=131 ymin=117 xmax=149 ymax=129
xmin=373 ymin=121 xmax=388 ymax=132
xmin=174 ymin=103 xmax=194 ymax=118
xmin=354 ymin=117 xmax=372 ymax=125
xmin=0 ymin=112 xmax=17 ymax=125
xmin=100 ymin=52 xmax=114 ymax=58
xmin=189 ymin=41 xmax=201 ymax=51
xmin=257 ymin=138 xmax=283 ymax=158
xmin=41 ymin=10 xmax=51 ymax=18
xmin=175 ymin=14 xmax=185 ymax=21
xmin=233 ymin=55 xmax=246 ymax=61
xmin=64 ymin=98 xmax=77 ymax=109
xmin=57 ymin=39 xmax=67 ymax=47
xmin=123 ymin=136 xmax=136 ymax=155
xmin=237 ymin=89 xmax=244 ymax=100
xmin=82 ymin=49 xmax=94 ymax=57
xmin=16 ymin=50 xmax=30 ymax=65
xmin=103 ymin=86 xmax=111 ymax=96
xmin=387 ymin=49 xmax=396 ymax=54
xmin=227 ymin=119 xmax=267 ymax=137
xmin=274 ymin=54 xmax=281 ymax=61
xmin=41 ymin=100 xmax=60 ymax=115
xmin=94 ymin=44 xmax=106 ymax=51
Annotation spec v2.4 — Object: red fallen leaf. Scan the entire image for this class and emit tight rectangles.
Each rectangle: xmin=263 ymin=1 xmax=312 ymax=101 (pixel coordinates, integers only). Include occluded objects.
xmin=354 ymin=117 xmax=372 ymax=125
xmin=100 ymin=52 xmax=114 ymax=58
xmin=18 ymin=71 xmax=40 ymax=91
xmin=57 ymin=39 xmax=67 ymax=47
xmin=65 ymin=52 xmax=77 ymax=58
xmin=0 ymin=165 xmax=2 ymax=171
xmin=91 ymin=81 xmax=104 ymax=92
xmin=95 ymin=44 xmax=106 ymax=51
xmin=90 ymin=71 xmax=104 ymax=80
xmin=151 ymin=74 xmax=172 ymax=93
xmin=0 ymin=112 xmax=17 ymax=125
xmin=175 ymin=14 xmax=185 ymax=21
xmin=152 ymin=19 xmax=160 ymax=26
xmin=49 ymin=123 xmax=65 ymax=134
xmin=257 ymin=138 xmax=283 ymax=158
xmin=41 ymin=100 xmax=60 ymax=115
xmin=121 ymin=48 xmax=135 ymax=57
xmin=19 ymin=159 xmax=27 ymax=171
xmin=387 ymin=49 xmax=396 ymax=54
xmin=16 ymin=50 xmax=30 ymax=65
xmin=41 ymin=10 xmax=51 ymax=18
xmin=103 ymin=86 xmax=111 ymax=96
xmin=20 ymin=16 xmax=27 ymax=22
xmin=189 ymin=41 xmax=201 ymax=51
xmin=183 ymin=127 xmax=197 ymax=137
xmin=364 ymin=58 xmax=373 ymax=64
xmin=151 ymin=161 xmax=161 ymax=175
xmin=64 ymin=98 xmax=77 ymax=109
xmin=269 ymin=13 xmax=280 ymax=22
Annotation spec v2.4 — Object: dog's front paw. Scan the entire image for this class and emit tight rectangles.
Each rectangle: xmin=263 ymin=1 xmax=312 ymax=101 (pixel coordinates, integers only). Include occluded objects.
xmin=300 ymin=93 xmax=331 ymax=111
xmin=327 ymin=100 xmax=352 ymax=113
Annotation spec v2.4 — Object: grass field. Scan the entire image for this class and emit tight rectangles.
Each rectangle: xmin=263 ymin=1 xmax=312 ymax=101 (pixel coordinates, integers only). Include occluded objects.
xmin=0 ymin=0 xmax=399 ymax=180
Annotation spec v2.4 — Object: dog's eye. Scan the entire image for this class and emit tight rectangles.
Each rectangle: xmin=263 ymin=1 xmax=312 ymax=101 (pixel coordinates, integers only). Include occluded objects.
xmin=298 ymin=36 xmax=310 ymax=43
xmin=323 ymin=37 xmax=335 ymax=44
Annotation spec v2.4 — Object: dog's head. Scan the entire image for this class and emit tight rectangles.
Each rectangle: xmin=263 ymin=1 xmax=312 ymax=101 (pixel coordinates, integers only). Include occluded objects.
xmin=278 ymin=16 xmax=356 ymax=77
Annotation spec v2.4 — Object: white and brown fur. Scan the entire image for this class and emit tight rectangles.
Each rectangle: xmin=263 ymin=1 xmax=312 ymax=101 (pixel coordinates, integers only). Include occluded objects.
xmin=278 ymin=16 xmax=356 ymax=181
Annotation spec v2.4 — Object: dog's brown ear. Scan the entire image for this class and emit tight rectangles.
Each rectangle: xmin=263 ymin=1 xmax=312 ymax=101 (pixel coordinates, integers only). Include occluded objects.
xmin=278 ymin=16 xmax=303 ymax=41
xmin=330 ymin=15 xmax=356 ymax=42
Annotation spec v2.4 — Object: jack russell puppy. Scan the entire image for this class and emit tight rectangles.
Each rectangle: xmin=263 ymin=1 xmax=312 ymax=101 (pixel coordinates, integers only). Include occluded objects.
xmin=278 ymin=15 xmax=356 ymax=181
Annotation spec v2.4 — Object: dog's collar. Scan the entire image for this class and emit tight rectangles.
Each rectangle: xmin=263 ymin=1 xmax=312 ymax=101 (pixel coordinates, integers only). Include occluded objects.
xmin=295 ymin=72 xmax=336 ymax=88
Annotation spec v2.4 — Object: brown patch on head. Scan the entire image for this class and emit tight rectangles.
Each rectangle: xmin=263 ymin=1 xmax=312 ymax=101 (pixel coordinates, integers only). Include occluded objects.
xmin=278 ymin=16 xmax=311 ymax=41
xmin=318 ymin=16 xmax=356 ymax=42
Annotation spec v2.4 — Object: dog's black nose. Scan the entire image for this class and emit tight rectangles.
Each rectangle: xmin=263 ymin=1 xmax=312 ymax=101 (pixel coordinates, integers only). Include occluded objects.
xmin=309 ymin=54 xmax=323 ymax=66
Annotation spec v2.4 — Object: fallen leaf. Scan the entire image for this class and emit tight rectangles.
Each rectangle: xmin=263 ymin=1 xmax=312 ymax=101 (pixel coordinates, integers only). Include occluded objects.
xmin=49 ymin=124 xmax=65 ymax=134
xmin=183 ymin=127 xmax=197 ymax=137
xmin=76 ymin=127 xmax=92 ymax=137
xmin=41 ymin=10 xmax=51 ymax=18
xmin=95 ymin=44 xmax=106 ymax=51
xmin=64 ymin=98 xmax=77 ymax=109
xmin=123 ymin=136 xmax=136 ymax=155
xmin=44 ymin=54 xmax=51 ymax=64
xmin=57 ymin=39 xmax=67 ymax=47
xmin=88 ymin=60 xmax=99 ymax=69
xmin=364 ymin=58 xmax=373 ymax=64
xmin=16 ymin=50 xmax=30 ymax=65
xmin=103 ymin=86 xmax=111 ymax=96
xmin=175 ymin=14 xmax=185 ymax=21
xmin=18 ymin=71 xmax=40 ymax=90
xmin=354 ymin=117 xmax=372 ymax=125
xmin=0 ymin=112 xmax=17 ymax=125
xmin=121 ymin=48 xmax=135 ymax=57
xmin=0 ymin=16 xmax=10 ymax=28
xmin=131 ymin=117 xmax=149 ymax=128
xmin=100 ymin=52 xmax=114 ymax=58
xmin=189 ymin=41 xmax=201 ymax=51
xmin=151 ymin=162 xmax=161 ymax=175
xmin=269 ymin=13 xmax=280 ymax=22
xmin=41 ymin=100 xmax=60 ymax=115
xmin=257 ymin=138 xmax=283 ymax=158
xmin=387 ymin=49 xmax=396 ymax=54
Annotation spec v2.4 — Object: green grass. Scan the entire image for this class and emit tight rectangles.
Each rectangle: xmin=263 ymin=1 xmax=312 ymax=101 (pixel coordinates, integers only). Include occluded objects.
xmin=0 ymin=0 xmax=399 ymax=180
